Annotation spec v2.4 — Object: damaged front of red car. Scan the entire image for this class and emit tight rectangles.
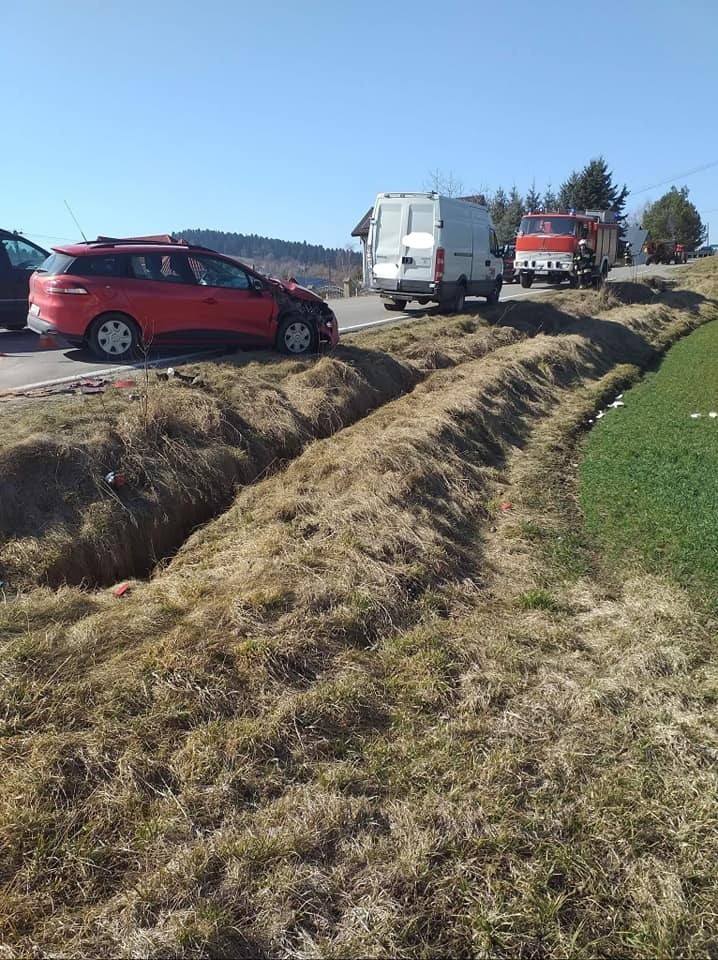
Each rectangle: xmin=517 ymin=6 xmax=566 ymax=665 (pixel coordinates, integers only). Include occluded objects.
xmin=266 ymin=276 xmax=339 ymax=348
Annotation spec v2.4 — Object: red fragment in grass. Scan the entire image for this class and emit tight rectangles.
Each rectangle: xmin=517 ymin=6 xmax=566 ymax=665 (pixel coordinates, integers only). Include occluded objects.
xmin=113 ymin=379 xmax=137 ymax=388
xmin=500 ymin=501 xmax=513 ymax=511
xmin=113 ymin=582 xmax=130 ymax=597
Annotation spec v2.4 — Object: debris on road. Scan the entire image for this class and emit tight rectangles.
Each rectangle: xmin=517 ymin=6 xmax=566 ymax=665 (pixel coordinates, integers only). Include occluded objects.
xmin=5 ymin=376 xmax=141 ymax=400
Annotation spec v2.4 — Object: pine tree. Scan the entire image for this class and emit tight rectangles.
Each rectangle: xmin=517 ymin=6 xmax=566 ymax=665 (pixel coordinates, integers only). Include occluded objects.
xmin=641 ymin=186 xmax=704 ymax=248
xmin=558 ymin=157 xmax=628 ymax=216
xmin=543 ymin=183 xmax=558 ymax=211
xmin=524 ymin=180 xmax=541 ymax=213
xmin=488 ymin=188 xmax=508 ymax=228
xmin=496 ymin=187 xmax=525 ymax=245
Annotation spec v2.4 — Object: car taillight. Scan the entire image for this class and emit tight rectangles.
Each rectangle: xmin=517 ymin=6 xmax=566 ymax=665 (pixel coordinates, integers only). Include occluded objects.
xmin=434 ymin=247 xmax=445 ymax=282
xmin=44 ymin=277 xmax=89 ymax=295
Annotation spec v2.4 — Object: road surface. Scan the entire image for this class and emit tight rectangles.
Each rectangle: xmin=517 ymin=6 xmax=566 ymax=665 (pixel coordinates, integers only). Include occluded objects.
xmin=0 ymin=263 xmax=682 ymax=392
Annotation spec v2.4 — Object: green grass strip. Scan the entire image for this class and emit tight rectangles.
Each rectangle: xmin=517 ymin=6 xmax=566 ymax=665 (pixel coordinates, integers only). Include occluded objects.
xmin=580 ymin=318 xmax=718 ymax=605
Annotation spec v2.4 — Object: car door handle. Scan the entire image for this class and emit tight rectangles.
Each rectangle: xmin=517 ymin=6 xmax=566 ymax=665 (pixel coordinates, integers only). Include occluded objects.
xmin=202 ymin=296 xmax=218 ymax=305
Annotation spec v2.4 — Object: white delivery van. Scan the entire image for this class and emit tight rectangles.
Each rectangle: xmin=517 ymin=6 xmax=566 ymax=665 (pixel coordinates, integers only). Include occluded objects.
xmin=367 ymin=192 xmax=504 ymax=312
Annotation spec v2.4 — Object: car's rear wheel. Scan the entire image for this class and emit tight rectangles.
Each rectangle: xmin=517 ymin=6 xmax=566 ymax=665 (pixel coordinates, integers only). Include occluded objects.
xmin=520 ymin=272 xmax=533 ymax=288
xmin=276 ymin=314 xmax=318 ymax=355
xmin=88 ymin=313 xmax=140 ymax=361
xmin=384 ymin=299 xmax=408 ymax=311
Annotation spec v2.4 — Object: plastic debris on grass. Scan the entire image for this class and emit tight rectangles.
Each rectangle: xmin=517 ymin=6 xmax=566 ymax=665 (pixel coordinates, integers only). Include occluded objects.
xmin=588 ymin=394 xmax=627 ymax=425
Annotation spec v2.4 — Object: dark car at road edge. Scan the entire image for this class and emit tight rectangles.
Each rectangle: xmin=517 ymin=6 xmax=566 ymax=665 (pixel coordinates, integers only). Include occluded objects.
xmin=0 ymin=229 xmax=49 ymax=330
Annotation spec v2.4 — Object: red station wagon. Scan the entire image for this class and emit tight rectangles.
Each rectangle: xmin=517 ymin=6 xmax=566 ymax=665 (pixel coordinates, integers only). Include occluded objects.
xmin=28 ymin=238 xmax=339 ymax=359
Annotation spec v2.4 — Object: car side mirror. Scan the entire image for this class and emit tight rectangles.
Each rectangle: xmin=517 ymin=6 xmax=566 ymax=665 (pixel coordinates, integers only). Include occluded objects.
xmin=252 ymin=278 xmax=264 ymax=292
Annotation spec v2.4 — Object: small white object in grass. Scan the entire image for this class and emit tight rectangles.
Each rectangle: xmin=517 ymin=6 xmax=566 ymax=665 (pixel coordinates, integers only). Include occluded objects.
xmin=616 ymin=393 xmax=624 ymax=400
xmin=710 ymin=412 xmax=718 ymax=419
xmin=608 ymin=401 xmax=625 ymax=409
xmin=690 ymin=413 xmax=702 ymax=419
xmin=167 ymin=367 xmax=175 ymax=377
xmin=596 ymin=410 xmax=605 ymax=419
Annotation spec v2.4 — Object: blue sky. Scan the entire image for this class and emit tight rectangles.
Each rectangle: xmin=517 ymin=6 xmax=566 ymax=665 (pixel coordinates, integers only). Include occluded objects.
xmin=2 ymin=0 xmax=717 ymax=250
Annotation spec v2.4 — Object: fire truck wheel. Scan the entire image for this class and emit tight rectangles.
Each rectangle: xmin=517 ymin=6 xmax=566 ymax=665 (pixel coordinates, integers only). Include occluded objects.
xmin=520 ymin=272 xmax=533 ymax=288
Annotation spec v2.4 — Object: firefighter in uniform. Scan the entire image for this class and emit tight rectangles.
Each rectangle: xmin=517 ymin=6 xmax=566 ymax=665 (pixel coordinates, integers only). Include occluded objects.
xmin=575 ymin=237 xmax=595 ymax=287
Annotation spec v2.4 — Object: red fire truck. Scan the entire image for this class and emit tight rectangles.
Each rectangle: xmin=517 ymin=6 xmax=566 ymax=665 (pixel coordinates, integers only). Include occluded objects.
xmin=514 ymin=210 xmax=619 ymax=288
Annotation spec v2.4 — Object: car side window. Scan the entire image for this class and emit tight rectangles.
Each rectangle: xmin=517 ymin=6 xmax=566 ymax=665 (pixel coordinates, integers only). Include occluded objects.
xmin=189 ymin=255 xmax=251 ymax=290
xmin=69 ymin=254 xmax=124 ymax=277
xmin=489 ymin=229 xmax=501 ymax=257
xmin=2 ymin=237 xmax=47 ymax=270
xmin=130 ymin=254 xmax=195 ymax=284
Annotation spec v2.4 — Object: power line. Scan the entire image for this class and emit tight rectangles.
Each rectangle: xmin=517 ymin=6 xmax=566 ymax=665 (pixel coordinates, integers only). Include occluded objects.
xmin=632 ymin=160 xmax=718 ymax=196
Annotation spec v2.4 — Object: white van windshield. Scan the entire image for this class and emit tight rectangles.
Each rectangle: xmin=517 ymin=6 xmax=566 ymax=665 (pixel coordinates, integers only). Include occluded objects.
xmin=518 ymin=217 xmax=576 ymax=237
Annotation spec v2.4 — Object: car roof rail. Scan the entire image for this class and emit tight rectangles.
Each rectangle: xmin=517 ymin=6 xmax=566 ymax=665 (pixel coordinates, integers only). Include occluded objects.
xmin=84 ymin=237 xmax=221 ymax=255
xmin=90 ymin=235 xmax=188 ymax=247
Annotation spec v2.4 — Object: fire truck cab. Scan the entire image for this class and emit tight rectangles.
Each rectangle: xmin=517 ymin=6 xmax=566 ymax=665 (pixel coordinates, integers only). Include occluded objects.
xmin=514 ymin=210 xmax=619 ymax=289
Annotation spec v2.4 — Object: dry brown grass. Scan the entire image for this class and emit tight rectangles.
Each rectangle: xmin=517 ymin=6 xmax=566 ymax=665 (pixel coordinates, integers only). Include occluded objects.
xmin=1 ymin=264 xmax=718 ymax=957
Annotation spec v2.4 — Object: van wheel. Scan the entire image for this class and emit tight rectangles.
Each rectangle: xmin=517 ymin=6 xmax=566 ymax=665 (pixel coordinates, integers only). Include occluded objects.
xmin=276 ymin=314 xmax=318 ymax=355
xmin=453 ymin=284 xmax=466 ymax=313
xmin=520 ymin=272 xmax=533 ymax=288
xmin=88 ymin=313 xmax=140 ymax=360
xmin=486 ymin=279 xmax=502 ymax=305
xmin=384 ymin=300 xmax=407 ymax=312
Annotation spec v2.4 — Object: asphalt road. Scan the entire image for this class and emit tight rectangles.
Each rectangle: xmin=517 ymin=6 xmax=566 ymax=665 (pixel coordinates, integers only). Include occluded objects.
xmin=0 ymin=263 xmax=682 ymax=392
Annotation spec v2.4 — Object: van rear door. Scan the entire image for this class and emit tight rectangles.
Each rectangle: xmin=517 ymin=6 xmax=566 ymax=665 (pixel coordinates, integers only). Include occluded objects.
xmin=398 ymin=200 xmax=435 ymax=285
xmin=371 ymin=199 xmax=404 ymax=284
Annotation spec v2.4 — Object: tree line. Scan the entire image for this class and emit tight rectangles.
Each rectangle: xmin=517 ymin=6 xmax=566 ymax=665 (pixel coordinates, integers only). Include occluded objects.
xmin=176 ymin=159 xmax=706 ymax=276
xmin=174 ymin=228 xmax=361 ymax=277
xmin=433 ymin=157 xmax=704 ymax=249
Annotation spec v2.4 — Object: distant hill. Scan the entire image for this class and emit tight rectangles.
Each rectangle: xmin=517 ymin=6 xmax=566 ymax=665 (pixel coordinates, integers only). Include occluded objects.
xmin=174 ymin=228 xmax=361 ymax=280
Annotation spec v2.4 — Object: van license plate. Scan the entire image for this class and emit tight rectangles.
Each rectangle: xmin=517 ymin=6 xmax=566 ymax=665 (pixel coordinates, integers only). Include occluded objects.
xmin=30 ymin=304 xmax=40 ymax=317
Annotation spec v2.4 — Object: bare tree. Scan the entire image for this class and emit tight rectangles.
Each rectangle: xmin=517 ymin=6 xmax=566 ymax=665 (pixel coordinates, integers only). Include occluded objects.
xmin=335 ymin=245 xmax=355 ymax=279
xmin=424 ymin=168 xmax=465 ymax=197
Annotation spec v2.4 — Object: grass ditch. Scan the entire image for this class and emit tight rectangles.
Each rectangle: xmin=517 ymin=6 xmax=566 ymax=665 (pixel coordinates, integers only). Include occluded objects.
xmin=0 ymin=275 xmax=698 ymax=593
xmin=1 ymin=263 xmax=717 ymax=955
xmin=0 ymin=328 xmax=528 ymax=591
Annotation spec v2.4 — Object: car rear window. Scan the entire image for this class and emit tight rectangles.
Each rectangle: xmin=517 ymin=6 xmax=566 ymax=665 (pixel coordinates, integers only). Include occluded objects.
xmin=36 ymin=253 xmax=74 ymax=275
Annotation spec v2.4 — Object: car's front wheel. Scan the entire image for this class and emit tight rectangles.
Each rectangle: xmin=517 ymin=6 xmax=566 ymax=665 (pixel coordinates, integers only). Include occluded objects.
xmin=88 ymin=313 xmax=140 ymax=361
xmin=276 ymin=314 xmax=318 ymax=355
